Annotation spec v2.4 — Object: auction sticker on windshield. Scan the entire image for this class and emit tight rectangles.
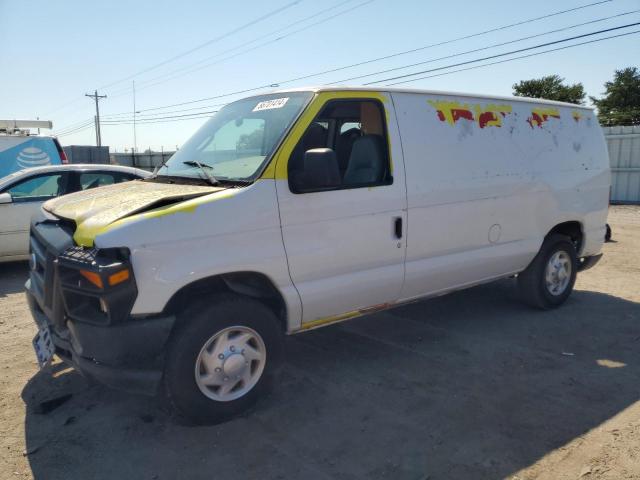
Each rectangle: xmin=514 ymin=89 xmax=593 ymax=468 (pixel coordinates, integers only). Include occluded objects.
xmin=253 ymin=97 xmax=289 ymax=111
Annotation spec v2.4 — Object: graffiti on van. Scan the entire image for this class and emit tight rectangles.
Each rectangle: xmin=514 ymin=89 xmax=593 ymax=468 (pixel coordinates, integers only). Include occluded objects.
xmin=527 ymin=108 xmax=561 ymax=128
xmin=427 ymin=100 xmax=512 ymax=129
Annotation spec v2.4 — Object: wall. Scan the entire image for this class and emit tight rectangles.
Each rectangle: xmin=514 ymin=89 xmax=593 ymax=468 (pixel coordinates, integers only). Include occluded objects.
xmin=604 ymin=125 xmax=640 ymax=204
xmin=111 ymin=151 xmax=175 ymax=172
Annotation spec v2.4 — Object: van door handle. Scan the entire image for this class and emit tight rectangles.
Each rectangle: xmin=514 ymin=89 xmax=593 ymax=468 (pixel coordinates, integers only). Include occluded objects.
xmin=394 ymin=217 xmax=403 ymax=239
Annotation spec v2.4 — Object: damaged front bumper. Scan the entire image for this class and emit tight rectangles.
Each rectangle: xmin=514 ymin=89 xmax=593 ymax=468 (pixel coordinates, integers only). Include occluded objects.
xmin=26 ymin=212 xmax=174 ymax=395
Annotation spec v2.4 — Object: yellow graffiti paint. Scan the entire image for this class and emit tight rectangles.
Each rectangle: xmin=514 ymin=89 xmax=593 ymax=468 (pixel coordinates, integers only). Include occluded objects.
xmin=427 ymin=100 xmax=512 ymax=128
xmin=261 ymin=90 xmax=391 ymax=181
xmin=475 ymin=104 xmax=513 ymax=128
xmin=571 ymin=110 xmax=583 ymax=122
xmin=427 ymin=100 xmax=473 ymax=125
xmin=527 ymin=108 xmax=561 ymax=128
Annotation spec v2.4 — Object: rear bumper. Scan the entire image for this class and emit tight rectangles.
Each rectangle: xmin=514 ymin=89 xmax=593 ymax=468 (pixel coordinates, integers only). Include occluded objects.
xmin=26 ymin=283 xmax=175 ymax=395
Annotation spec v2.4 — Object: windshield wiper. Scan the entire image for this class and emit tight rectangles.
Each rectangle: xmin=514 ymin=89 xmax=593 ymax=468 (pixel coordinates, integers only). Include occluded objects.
xmin=182 ymin=160 xmax=219 ymax=186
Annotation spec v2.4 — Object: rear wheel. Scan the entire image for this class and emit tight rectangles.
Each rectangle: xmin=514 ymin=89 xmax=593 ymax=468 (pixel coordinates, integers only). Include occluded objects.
xmin=517 ymin=234 xmax=578 ymax=309
xmin=163 ymin=294 xmax=283 ymax=424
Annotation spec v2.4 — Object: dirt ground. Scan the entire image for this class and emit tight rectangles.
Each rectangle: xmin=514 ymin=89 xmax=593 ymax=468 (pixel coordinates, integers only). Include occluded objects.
xmin=0 ymin=205 xmax=638 ymax=480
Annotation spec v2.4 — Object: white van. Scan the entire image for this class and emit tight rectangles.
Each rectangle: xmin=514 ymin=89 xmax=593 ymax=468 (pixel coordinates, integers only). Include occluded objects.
xmin=26 ymin=87 xmax=609 ymax=423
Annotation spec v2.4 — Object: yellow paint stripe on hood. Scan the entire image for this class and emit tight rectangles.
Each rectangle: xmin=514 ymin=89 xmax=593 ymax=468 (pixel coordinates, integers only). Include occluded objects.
xmin=44 ymin=180 xmax=226 ymax=247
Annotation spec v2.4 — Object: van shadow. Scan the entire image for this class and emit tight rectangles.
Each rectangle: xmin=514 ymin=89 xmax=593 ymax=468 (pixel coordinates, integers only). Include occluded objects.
xmin=0 ymin=261 xmax=29 ymax=297
xmin=23 ymin=280 xmax=640 ymax=480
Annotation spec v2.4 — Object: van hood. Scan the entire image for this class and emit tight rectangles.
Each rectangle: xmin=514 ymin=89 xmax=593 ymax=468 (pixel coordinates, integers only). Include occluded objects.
xmin=44 ymin=180 xmax=225 ymax=246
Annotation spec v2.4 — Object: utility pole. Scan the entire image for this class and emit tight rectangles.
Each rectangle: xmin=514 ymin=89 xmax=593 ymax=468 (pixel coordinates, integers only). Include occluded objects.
xmin=85 ymin=90 xmax=107 ymax=147
xmin=132 ymin=80 xmax=137 ymax=154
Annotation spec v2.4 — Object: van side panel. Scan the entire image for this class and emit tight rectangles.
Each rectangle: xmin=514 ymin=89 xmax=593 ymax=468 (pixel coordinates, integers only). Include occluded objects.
xmin=94 ymin=180 xmax=303 ymax=330
xmin=391 ymin=92 xmax=609 ymax=301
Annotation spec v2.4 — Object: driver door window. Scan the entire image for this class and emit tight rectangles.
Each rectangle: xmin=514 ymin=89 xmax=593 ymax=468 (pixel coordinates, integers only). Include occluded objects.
xmin=288 ymin=100 xmax=391 ymax=193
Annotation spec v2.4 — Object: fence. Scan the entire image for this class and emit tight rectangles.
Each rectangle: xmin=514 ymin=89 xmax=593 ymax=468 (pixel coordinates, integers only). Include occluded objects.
xmin=110 ymin=151 xmax=175 ymax=172
xmin=603 ymin=125 xmax=640 ymax=204
xmin=63 ymin=145 xmax=110 ymax=164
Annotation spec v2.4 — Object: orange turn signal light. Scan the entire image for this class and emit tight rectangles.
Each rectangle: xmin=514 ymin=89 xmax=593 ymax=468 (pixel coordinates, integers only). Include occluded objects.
xmin=80 ymin=270 xmax=103 ymax=289
xmin=108 ymin=268 xmax=130 ymax=287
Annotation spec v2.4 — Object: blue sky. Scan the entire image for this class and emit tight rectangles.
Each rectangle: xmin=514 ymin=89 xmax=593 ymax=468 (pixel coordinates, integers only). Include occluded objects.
xmin=0 ymin=0 xmax=638 ymax=151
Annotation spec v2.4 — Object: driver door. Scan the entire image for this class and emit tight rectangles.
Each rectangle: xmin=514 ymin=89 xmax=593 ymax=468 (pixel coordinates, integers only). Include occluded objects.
xmin=275 ymin=93 xmax=408 ymax=327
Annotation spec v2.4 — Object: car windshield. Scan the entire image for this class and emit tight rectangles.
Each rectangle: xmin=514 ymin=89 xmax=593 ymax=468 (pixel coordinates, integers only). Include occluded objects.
xmin=158 ymin=92 xmax=313 ymax=182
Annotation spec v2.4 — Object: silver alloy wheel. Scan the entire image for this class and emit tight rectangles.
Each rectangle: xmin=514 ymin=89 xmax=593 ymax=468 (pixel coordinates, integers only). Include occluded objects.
xmin=194 ymin=326 xmax=266 ymax=402
xmin=545 ymin=250 xmax=572 ymax=296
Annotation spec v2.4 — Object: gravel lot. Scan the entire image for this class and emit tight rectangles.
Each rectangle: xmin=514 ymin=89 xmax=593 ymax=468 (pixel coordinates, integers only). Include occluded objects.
xmin=1 ymin=206 xmax=638 ymax=480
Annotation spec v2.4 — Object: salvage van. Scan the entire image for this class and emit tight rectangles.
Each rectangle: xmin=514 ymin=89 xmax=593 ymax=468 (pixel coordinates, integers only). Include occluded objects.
xmin=26 ymin=87 xmax=609 ymax=423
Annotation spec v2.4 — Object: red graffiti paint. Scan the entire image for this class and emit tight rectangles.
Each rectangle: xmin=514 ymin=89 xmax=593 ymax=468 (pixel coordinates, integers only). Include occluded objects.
xmin=528 ymin=110 xmax=561 ymax=128
xmin=478 ymin=111 xmax=499 ymax=128
xmin=452 ymin=109 xmax=474 ymax=122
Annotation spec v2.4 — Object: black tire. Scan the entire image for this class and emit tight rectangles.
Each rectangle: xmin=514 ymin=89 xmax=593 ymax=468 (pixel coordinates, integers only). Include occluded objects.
xmin=163 ymin=293 xmax=283 ymax=425
xmin=605 ymin=223 xmax=612 ymax=242
xmin=517 ymin=234 xmax=578 ymax=309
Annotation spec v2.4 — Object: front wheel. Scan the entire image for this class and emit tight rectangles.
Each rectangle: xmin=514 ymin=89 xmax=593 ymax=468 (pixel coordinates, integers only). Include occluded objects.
xmin=517 ymin=234 xmax=578 ymax=309
xmin=163 ymin=294 xmax=283 ymax=424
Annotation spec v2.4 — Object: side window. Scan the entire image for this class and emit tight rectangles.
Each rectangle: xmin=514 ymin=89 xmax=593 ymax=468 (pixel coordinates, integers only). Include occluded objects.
xmin=288 ymin=100 xmax=391 ymax=193
xmin=6 ymin=174 xmax=65 ymax=202
xmin=79 ymin=172 xmax=116 ymax=190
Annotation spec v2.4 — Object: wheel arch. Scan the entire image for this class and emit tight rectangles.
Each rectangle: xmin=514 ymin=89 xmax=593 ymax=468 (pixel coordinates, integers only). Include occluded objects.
xmin=545 ymin=220 xmax=584 ymax=254
xmin=162 ymin=271 xmax=289 ymax=332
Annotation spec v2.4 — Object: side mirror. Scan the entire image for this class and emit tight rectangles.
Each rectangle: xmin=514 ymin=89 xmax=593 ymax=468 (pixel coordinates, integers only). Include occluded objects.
xmin=292 ymin=148 xmax=341 ymax=193
xmin=0 ymin=193 xmax=12 ymax=205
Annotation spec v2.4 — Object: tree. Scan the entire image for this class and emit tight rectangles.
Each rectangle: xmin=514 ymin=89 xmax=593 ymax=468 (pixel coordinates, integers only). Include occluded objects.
xmin=513 ymin=75 xmax=585 ymax=104
xmin=590 ymin=67 xmax=640 ymax=126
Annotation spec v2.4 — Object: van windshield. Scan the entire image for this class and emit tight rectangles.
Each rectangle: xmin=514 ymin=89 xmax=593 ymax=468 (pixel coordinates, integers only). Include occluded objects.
xmin=158 ymin=92 xmax=312 ymax=183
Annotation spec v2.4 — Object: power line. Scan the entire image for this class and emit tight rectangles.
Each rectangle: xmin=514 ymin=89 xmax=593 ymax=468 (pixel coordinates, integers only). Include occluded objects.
xmin=363 ymin=22 xmax=640 ymax=85
xmin=56 ymin=122 xmax=95 ymax=137
xmin=102 ymin=29 xmax=640 ymax=127
xmin=54 ymin=118 xmax=95 ymax=134
xmin=328 ymin=9 xmax=640 ymax=84
xmin=105 ymin=0 xmax=360 ymax=97
xmin=45 ymin=1 xmax=304 ymax=117
xmin=109 ymin=0 xmax=614 ymax=115
xmin=102 ymin=113 xmax=217 ymax=126
xmin=72 ymin=29 xmax=639 ymax=132
xmin=386 ymin=29 xmax=640 ymax=86
xmin=109 ymin=0 xmax=374 ymax=97
xmin=103 ymin=110 xmax=219 ymax=124
xmin=97 ymin=0 xmax=304 ymax=91
xmin=102 ymin=102 xmax=227 ymax=119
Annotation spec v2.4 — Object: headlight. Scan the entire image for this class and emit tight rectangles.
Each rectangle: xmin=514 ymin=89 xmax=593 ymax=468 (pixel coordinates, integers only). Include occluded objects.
xmin=56 ymin=247 xmax=137 ymax=325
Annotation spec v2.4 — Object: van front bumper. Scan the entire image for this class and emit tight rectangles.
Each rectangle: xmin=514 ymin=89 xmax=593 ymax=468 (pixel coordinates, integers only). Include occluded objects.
xmin=26 ymin=285 xmax=175 ymax=395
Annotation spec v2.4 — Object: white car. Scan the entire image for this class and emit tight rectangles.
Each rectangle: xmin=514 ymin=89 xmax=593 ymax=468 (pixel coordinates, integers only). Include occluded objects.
xmin=0 ymin=164 xmax=150 ymax=262
xmin=25 ymin=87 xmax=609 ymax=424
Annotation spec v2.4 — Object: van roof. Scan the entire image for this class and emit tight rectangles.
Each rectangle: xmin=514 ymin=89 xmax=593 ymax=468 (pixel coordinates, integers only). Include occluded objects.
xmin=270 ymin=86 xmax=594 ymax=110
